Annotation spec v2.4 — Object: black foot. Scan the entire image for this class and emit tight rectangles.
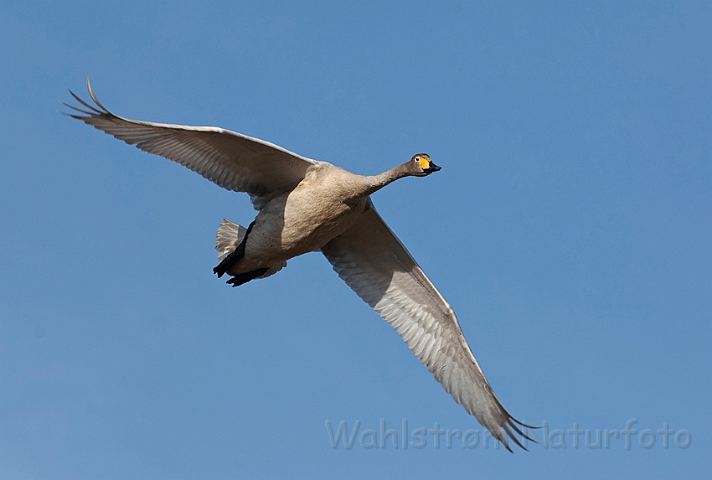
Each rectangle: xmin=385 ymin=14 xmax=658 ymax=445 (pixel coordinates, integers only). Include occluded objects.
xmin=214 ymin=221 xmax=255 ymax=278
xmin=226 ymin=268 xmax=270 ymax=287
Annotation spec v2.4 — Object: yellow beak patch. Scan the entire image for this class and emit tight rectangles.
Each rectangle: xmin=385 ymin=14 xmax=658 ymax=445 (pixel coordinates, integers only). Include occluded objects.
xmin=418 ymin=157 xmax=431 ymax=169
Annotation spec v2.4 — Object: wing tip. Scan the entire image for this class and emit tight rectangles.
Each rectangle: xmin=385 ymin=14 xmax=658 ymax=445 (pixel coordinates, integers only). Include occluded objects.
xmin=62 ymin=79 xmax=112 ymax=119
xmin=498 ymin=415 xmax=539 ymax=452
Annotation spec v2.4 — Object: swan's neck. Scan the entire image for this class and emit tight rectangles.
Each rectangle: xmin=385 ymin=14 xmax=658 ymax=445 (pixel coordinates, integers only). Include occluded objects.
xmin=361 ymin=163 xmax=412 ymax=196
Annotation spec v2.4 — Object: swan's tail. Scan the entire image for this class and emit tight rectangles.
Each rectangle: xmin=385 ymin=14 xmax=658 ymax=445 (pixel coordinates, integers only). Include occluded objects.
xmin=214 ymin=219 xmax=287 ymax=279
xmin=215 ymin=219 xmax=247 ymax=261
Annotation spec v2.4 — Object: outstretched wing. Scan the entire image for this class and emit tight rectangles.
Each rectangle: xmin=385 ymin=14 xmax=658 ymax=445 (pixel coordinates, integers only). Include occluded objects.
xmin=65 ymin=79 xmax=320 ymax=210
xmin=321 ymin=202 xmax=534 ymax=451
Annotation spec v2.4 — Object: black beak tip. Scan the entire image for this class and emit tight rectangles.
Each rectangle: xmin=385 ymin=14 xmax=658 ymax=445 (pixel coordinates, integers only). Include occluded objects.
xmin=429 ymin=163 xmax=442 ymax=172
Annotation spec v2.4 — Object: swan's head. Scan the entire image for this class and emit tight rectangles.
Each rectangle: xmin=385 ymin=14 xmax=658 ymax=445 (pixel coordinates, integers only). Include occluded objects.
xmin=410 ymin=153 xmax=441 ymax=176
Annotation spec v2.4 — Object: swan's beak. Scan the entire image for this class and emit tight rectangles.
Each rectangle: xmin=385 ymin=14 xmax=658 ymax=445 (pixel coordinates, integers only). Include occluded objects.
xmin=424 ymin=162 xmax=441 ymax=174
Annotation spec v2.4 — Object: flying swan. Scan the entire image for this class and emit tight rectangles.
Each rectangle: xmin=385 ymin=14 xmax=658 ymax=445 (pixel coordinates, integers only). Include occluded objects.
xmin=65 ymin=80 xmax=535 ymax=451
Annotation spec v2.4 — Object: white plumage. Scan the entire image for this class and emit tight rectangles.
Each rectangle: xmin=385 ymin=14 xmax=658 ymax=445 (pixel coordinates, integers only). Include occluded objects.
xmin=66 ymin=80 xmax=534 ymax=451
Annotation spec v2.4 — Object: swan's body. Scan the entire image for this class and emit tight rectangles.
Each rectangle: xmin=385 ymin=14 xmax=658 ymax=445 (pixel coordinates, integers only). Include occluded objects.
xmin=66 ymin=80 xmax=534 ymax=451
xmin=230 ymin=164 xmax=371 ymax=275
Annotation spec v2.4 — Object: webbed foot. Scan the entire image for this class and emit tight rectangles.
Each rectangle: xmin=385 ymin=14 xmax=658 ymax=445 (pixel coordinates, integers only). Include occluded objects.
xmin=226 ymin=268 xmax=270 ymax=287
xmin=213 ymin=221 xmax=255 ymax=278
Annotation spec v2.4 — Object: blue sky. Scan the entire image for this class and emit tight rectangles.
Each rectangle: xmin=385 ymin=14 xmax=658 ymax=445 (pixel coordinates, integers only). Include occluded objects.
xmin=1 ymin=1 xmax=710 ymax=478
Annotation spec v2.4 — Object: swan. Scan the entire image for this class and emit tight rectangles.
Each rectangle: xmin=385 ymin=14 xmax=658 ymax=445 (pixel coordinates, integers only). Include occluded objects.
xmin=65 ymin=80 xmax=535 ymax=451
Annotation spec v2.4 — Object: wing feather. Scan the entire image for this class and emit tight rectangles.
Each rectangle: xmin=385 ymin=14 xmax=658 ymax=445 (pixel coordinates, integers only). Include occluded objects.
xmin=65 ymin=79 xmax=320 ymax=209
xmin=321 ymin=202 xmax=534 ymax=451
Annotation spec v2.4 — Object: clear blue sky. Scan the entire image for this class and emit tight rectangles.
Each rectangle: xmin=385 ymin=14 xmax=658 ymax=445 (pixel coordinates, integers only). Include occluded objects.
xmin=1 ymin=1 xmax=710 ymax=478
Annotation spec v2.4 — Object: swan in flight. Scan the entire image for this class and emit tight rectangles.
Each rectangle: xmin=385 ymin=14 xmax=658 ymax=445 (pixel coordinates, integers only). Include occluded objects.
xmin=65 ymin=80 xmax=534 ymax=451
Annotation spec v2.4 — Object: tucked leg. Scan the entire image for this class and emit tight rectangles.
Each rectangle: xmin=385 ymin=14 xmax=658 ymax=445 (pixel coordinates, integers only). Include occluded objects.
xmin=213 ymin=221 xmax=255 ymax=278
xmin=226 ymin=268 xmax=270 ymax=287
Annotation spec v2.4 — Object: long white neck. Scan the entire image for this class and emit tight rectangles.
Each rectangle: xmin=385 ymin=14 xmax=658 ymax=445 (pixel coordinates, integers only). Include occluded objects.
xmin=360 ymin=163 xmax=413 ymax=197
